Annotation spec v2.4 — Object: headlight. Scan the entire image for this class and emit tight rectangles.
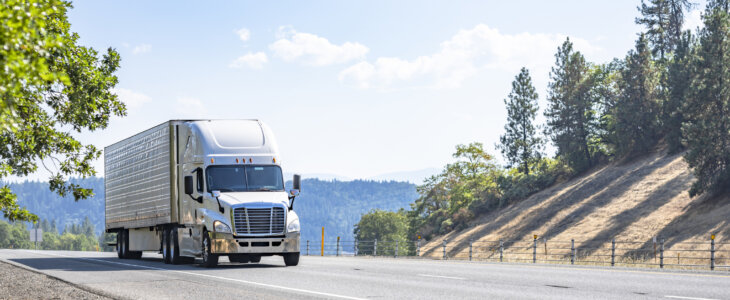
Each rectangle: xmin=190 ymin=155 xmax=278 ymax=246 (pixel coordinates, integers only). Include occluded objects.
xmin=213 ymin=220 xmax=231 ymax=233
xmin=287 ymin=218 xmax=300 ymax=233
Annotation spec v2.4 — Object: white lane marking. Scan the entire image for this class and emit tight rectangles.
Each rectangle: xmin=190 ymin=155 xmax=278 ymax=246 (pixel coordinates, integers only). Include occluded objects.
xmin=665 ymin=296 xmax=719 ymax=300
xmin=34 ymin=252 xmax=366 ymax=300
xmin=417 ymin=274 xmax=465 ymax=280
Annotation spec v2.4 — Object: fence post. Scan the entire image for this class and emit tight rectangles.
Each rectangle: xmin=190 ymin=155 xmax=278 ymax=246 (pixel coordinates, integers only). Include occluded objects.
xmin=417 ymin=238 xmax=421 ymax=257
xmin=443 ymin=240 xmax=447 ymax=260
xmin=660 ymin=239 xmax=664 ymax=269
xmin=499 ymin=240 xmax=504 ymax=262
xmin=306 ymin=240 xmax=309 ymax=256
xmin=336 ymin=236 xmax=340 ymax=257
xmin=611 ymin=239 xmax=615 ymax=267
xmin=469 ymin=239 xmax=473 ymax=261
xmin=570 ymin=239 xmax=575 ymax=265
xmin=374 ymin=239 xmax=377 ymax=256
xmin=354 ymin=240 xmax=358 ymax=256
xmin=395 ymin=240 xmax=399 ymax=258
xmin=533 ymin=235 xmax=537 ymax=264
xmin=711 ymin=235 xmax=715 ymax=271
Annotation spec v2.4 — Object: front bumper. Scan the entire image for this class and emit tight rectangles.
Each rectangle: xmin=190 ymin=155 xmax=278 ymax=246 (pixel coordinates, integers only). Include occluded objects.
xmin=211 ymin=232 xmax=300 ymax=254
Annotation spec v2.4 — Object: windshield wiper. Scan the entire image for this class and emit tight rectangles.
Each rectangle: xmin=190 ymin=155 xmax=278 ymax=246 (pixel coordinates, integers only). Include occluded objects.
xmin=252 ymin=188 xmax=271 ymax=191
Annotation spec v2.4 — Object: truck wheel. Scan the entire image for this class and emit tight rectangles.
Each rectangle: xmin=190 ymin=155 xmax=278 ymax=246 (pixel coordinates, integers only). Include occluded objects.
xmin=201 ymin=231 xmax=218 ymax=268
xmin=169 ymin=228 xmax=182 ymax=265
xmin=249 ymin=255 xmax=261 ymax=263
xmin=119 ymin=230 xmax=130 ymax=259
xmin=283 ymin=252 xmax=299 ymax=266
xmin=128 ymin=251 xmax=143 ymax=259
xmin=162 ymin=228 xmax=171 ymax=264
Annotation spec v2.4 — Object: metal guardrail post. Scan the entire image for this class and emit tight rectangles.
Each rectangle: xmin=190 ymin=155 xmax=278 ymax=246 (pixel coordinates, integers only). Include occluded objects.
xmin=499 ymin=240 xmax=503 ymax=262
xmin=533 ymin=236 xmax=537 ymax=264
xmin=570 ymin=239 xmax=575 ymax=265
xmin=443 ymin=240 xmax=447 ymax=260
xmin=336 ymin=237 xmax=340 ymax=257
xmin=395 ymin=241 xmax=399 ymax=258
xmin=660 ymin=239 xmax=664 ymax=269
xmin=611 ymin=239 xmax=615 ymax=267
xmin=469 ymin=239 xmax=473 ymax=261
xmin=306 ymin=240 xmax=309 ymax=256
xmin=417 ymin=238 xmax=421 ymax=257
xmin=711 ymin=235 xmax=715 ymax=271
xmin=354 ymin=240 xmax=358 ymax=256
xmin=374 ymin=239 xmax=377 ymax=256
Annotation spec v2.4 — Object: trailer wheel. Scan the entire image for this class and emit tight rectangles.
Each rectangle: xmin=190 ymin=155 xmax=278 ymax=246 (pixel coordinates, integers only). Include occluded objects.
xmin=162 ymin=228 xmax=171 ymax=264
xmin=283 ymin=252 xmax=299 ymax=266
xmin=249 ymin=255 xmax=261 ymax=263
xmin=201 ymin=231 xmax=218 ymax=268
xmin=169 ymin=228 xmax=182 ymax=265
xmin=116 ymin=231 xmax=124 ymax=259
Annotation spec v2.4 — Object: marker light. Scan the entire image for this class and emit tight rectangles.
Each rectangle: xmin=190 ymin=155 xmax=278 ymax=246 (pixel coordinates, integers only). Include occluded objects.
xmin=249 ymin=158 xmax=252 ymax=163
xmin=211 ymin=158 xmax=214 ymax=164
xmin=273 ymin=157 xmax=276 ymax=163
xmin=235 ymin=158 xmax=239 ymax=163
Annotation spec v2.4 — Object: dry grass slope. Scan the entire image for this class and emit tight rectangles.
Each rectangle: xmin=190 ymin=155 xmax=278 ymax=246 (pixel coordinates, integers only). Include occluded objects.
xmin=420 ymin=148 xmax=730 ymax=262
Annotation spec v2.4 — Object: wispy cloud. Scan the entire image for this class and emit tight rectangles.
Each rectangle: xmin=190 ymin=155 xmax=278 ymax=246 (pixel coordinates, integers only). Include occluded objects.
xmin=175 ymin=97 xmax=207 ymax=115
xmin=112 ymin=88 xmax=151 ymax=109
xmin=236 ymin=28 xmax=251 ymax=42
xmin=269 ymin=27 xmax=369 ymax=66
xmin=230 ymin=52 xmax=268 ymax=69
xmin=338 ymin=24 xmax=600 ymax=90
xmin=132 ymin=44 xmax=152 ymax=54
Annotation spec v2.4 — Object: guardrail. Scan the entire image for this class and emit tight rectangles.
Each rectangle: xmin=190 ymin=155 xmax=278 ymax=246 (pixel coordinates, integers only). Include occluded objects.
xmin=302 ymin=236 xmax=729 ymax=271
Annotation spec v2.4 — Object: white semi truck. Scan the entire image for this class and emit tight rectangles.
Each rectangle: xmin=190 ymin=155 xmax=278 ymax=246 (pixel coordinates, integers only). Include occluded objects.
xmin=104 ymin=120 xmax=301 ymax=267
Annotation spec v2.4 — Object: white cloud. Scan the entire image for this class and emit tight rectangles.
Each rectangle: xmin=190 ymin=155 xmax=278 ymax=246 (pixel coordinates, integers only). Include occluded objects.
xmin=132 ymin=44 xmax=151 ymax=54
xmin=338 ymin=24 xmax=600 ymax=90
xmin=229 ymin=52 xmax=268 ymax=69
xmin=112 ymin=88 xmax=151 ymax=109
xmin=175 ymin=97 xmax=207 ymax=115
xmin=236 ymin=28 xmax=251 ymax=42
xmin=683 ymin=9 xmax=703 ymax=31
xmin=269 ymin=27 xmax=369 ymax=66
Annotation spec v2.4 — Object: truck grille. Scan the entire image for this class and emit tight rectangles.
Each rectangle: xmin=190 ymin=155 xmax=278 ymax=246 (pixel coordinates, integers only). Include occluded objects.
xmin=233 ymin=206 xmax=286 ymax=236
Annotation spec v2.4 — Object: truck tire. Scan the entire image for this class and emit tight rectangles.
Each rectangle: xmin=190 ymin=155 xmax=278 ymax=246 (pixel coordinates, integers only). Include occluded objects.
xmin=162 ymin=228 xmax=171 ymax=264
xmin=118 ymin=230 xmax=130 ymax=259
xmin=201 ymin=231 xmax=218 ymax=268
xmin=128 ymin=250 xmax=143 ymax=259
xmin=169 ymin=228 xmax=182 ymax=265
xmin=249 ymin=255 xmax=261 ymax=263
xmin=283 ymin=252 xmax=299 ymax=266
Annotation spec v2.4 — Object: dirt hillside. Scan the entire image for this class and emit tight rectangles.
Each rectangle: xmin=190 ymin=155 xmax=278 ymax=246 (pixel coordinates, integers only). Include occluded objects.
xmin=420 ymin=148 xmax=730 ymax=260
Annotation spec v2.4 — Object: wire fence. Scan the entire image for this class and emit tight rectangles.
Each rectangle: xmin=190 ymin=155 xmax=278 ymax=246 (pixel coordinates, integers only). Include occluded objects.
xmin=302 ymin=236 xmax=730 ymax=271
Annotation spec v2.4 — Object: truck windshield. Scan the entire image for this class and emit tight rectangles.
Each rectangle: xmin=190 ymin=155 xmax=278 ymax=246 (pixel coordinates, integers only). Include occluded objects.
xmin=206 ymin=165 xmax=284 ymax=192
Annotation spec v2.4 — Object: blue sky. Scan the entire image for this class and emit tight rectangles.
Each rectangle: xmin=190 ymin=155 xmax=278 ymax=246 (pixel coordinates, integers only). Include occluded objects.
xmin=65 ymin=0 xmax=704 ymax=181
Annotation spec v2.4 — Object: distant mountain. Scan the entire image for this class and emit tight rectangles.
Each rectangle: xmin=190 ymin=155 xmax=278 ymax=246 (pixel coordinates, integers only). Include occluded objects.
xmin=5 ymin=177 xmax=418 ymax=244
xmin=283 ymin=172 xmax=352 ymax=182
xmin=366 ymin=168 xmax=440 ymax=185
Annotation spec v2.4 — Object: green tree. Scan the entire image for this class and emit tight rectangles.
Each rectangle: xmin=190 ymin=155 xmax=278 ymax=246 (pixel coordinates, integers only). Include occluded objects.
xmin=615 ymin=34 xmax=661 ymax=156
xmin=637 ymin=0 xmax=694 ymax=60
xmin=498 ymin=67 xmax=544 ymax=175
xmin=666 ymin=31 xmax=695 ymax=153
xmin=354 ymin=209 xmax=410 ymax=256
xmin=0 ymin=0 xmax=125 ymax=222
xmin=684 ymin=0 xmax=730 ymax=196
xmin=545 ymin=38 xmax=599 ymax=172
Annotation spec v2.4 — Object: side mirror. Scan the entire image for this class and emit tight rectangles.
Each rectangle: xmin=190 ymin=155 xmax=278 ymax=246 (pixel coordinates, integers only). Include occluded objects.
xmin=211 ymin=190 xmax=221 ymax=198
xmin=292 ymin=174 xmax=301 ymax=191
xmin=184 ymin=176 xmax=193 ymax=195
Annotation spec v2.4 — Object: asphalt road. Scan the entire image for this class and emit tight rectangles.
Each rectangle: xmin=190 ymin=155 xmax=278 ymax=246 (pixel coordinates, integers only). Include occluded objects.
xmin=1 ymin=249 xmax=729 ymax=300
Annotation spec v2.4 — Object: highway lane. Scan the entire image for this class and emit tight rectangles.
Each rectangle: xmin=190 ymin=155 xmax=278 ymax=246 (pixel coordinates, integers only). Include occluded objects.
xmin=1 ymin=249 xmax=729 ymax=299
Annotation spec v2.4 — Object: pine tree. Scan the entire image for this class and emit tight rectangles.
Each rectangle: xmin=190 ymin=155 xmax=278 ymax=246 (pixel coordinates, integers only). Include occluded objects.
xmin=545 ymin=38 xmax=598 ymax=172
xmin=498 ymin=67 xmax=543 ymax=174
xmin=615 ymin=34 xmax=661 ymax=155
xmin=637 ymin=0 xmax=671 ymax=60
xmin=666 ymin=31 xmax=695 ymax=153
xmin=684 ymin=0 xmax=730 ymax=196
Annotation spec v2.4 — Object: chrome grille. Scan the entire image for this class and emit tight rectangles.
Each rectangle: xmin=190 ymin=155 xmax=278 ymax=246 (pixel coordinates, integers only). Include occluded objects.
xmin=233 ymin=206 xmax=286 ymax=235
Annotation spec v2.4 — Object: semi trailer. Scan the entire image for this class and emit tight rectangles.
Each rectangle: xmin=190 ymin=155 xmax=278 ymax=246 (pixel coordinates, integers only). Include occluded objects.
xmin=104 ymin=119 xmax=301 ymax=267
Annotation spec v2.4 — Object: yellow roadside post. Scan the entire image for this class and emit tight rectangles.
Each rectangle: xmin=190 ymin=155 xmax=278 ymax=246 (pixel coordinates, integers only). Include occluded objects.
xmin=321 ymin=227 xmax=324 ymax=256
